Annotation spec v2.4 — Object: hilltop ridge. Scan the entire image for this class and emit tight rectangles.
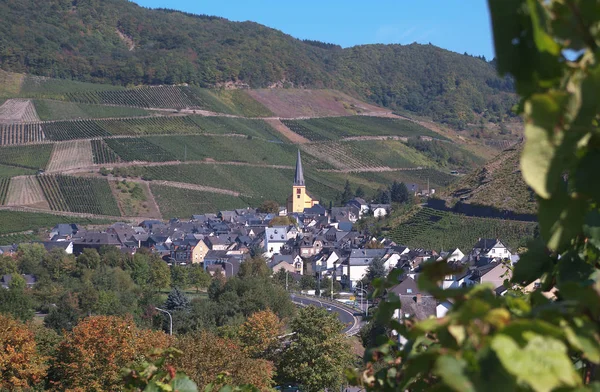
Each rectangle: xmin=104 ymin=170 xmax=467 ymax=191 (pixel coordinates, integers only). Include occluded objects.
xmin=0 ymin=0 xmax=516 ymax=128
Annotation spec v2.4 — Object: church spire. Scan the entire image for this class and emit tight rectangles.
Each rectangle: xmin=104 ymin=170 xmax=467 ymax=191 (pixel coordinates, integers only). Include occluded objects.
xmin=294 ymin=149 xmax=305 ymax=186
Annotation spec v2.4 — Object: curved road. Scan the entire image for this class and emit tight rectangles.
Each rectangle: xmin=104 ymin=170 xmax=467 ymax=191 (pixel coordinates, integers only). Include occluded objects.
xmin=290 ymin=294 xmax=361 ymax=336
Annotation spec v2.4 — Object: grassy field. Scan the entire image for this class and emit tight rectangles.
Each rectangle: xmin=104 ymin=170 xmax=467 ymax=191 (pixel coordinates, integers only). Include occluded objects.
xmin=0 ymin=233 xmax=40 ymax=245
xmin=151 ymin=185 xmax=250 ymax=218
xmin=103 ymin=138 xmax=175 ymax=162
xmin=207 ymin=90 xmax=274 ymax=117
xmin=355 ymin=169 xmax=458 ymax=190
xmin=0 ymin=210 xmax=112 ymax=235
xmin=282 ymin=116 xmax=447 ymax=141
xmin=34 ymin=99 xmax=149 ymax=121
xmin=20 ymin=75 xmax=124 ymax=98
xmin=387 ymin=207 xmax=537 ymax=251
xmin=0 ymin=164 xmax=37 ymax=177
xmin=0 ymin=144 xmax=53 ymax=170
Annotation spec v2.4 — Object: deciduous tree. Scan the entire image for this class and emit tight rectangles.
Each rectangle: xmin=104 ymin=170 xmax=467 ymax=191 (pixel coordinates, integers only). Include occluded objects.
xmin=51 ymin=315 xmax=169 ymax=391
xmin=238 ymin=310 xmax=283 ymax=359
xmin=0 ymin=314 xmax=47 ymax=389
xmin=279 ymin=306 xmax=353 ymax=392
xmin=149 ymin=259 xmax=171 ymax=291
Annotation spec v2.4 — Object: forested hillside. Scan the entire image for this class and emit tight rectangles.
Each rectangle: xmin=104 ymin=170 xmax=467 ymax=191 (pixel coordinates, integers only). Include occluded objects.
xmin=0 ymin=0 xmax=515 ymax=127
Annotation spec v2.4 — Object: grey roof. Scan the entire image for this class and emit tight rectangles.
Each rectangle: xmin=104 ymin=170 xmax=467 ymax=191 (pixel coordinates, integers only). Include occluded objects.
xmin=294 ymin=149 xmax=305 ymax=186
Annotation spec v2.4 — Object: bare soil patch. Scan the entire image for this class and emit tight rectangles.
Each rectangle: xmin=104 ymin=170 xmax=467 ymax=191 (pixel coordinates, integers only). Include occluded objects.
xmin=0 ymin=99 xmax=40 ymax=124
xmin=109 ymin=179 xmax=161 ymax=218
xmin=247 ymin=89 xmax=385 ymax=118
xmin=46 ymin=140 xmax=93 ymax=172
xmin=5 ymin=176 xmax=48 ymax=207
xmin=263 ymin=118 xmax=309 ymax=144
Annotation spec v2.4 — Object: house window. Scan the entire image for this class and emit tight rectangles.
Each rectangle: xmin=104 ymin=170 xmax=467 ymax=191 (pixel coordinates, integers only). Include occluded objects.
xmin=297 ymin=195 xmax=300 ymax=199
xmin=491 ymin=249 xmax=495 ymax=253
xmin=297 ymin=188 xmax=301 ymax=194
xmin=406 ymin=288 xmax=413 ymax=294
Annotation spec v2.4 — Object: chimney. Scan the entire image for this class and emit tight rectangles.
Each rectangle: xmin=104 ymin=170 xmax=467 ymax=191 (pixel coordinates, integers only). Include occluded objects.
xmin=416 ymin=293 xmax=422 ymax=304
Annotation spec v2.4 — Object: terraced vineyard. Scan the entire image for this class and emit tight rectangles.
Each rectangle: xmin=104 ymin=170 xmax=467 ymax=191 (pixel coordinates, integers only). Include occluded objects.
xmin=0 ymin=210 xmax=112 ymax=235
xmin=38 ymin=175 xmax=120 ymax=215
xmin=150 ymin=184 xmax=251 ymax=219
xmin=388 ymin=207 xmax=537 ymax=251
xmin=0 ymin=99 xmax=39 ymax=123
xmin=5 ymin=176 xmax=47 ymax=206
xmin=91 ymin=140 xmax=121 ymax=164
xmin=0 ymin=178 xmax=10 ymax=205
xmin=0 ymin=123 xmax=45 ymax=145
xmin=103 ymin=138 xmax=175 ymax=162
xmin=188 ymin=116 xmax=284 ymax=140
xmin=43 ymin=119 xmax=110 ymax=141
xmin=64 ymin=86 xmax=229 ymax=110
xmin=282 ymin=116 xmax=447 ymax=141
xmin=0 ymin=144 xmax=53 ymax=170
xmin=356 ymin=168 xmax=458 ymax=190
xmin=99 ymin=116 xmax=201 ymax=136
xmin=0 ymin=233 xmax=39 ymax=246
xmin=33 ymin=99 xmax=149 ymax=121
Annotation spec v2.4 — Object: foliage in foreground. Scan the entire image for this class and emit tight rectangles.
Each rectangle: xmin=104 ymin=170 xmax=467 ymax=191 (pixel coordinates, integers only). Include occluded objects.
xmin=354 ymin=1 xmax=600 ymax=391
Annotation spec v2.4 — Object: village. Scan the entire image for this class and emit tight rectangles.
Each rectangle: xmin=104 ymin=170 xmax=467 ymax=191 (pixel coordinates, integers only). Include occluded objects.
xmin=0 ymin=151 xmax=527 ymax=323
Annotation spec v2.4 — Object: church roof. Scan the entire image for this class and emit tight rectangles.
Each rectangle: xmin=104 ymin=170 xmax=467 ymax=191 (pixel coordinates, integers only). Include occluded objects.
xmin=294 ymin=149 xmax=305 ymax=186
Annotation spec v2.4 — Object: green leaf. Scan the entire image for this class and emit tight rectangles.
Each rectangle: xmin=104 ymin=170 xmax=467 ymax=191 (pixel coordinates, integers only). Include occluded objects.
xmin=561 ymin=318 xmax=600 ymax=364
xmin=521 ymin=92 xmax=569 ymax=199
xmin=583 ymin=210 xmax=600 ymax=249
xmin=537 ymin=189 xmax=587 ymax=251
xmin=526 ymin=0 xmax=561 ymax=55
xmin=171 ymin=376 xmax=198 ymax=392
xmin=491 ymin=333 xmax=581 ymax=392
xmin=512 ymin=238 xmax=554 ymax=284
xmin=434 ymin=356 xmax=475 ymax=392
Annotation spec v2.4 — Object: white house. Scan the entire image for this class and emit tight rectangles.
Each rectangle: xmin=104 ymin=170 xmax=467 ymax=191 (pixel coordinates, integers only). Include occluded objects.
xmin=264 ymin=226 xmax=289 ymax=256
xmin=345 ymin=248 xmax=387 ymax=288
xmin=346 ymin=198 xmax=370 ymax=217
xmin=471 ymin=239 xmax=511 ymax=260
xmin=436 ymin=301 xmax=453 ymax=318
xmin=370 ymin=204 xmax=391 ymax=218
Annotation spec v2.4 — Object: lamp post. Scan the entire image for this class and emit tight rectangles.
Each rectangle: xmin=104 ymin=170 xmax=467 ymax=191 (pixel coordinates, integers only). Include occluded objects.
xmin=155 ymin=307 xmax=172 ymax=336
xmin=358 ymin=280 xmax=364 ymax=312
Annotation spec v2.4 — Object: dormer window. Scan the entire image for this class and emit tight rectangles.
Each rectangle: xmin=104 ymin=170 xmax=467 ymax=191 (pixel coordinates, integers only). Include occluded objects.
xmin=407 ymin=288 xmax=413 ymax=294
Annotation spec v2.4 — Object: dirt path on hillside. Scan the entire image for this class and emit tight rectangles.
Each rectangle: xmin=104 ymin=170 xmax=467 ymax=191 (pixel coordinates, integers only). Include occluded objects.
xmin=136 ymin=179 xmax=242 ymax=197
xmin=263 ymin=118 xmax=309 ymax=144
xmin=317 ymin=167 xmax=429 ymax=173
xmin=0 ymin=205 xmax=147 ymax=222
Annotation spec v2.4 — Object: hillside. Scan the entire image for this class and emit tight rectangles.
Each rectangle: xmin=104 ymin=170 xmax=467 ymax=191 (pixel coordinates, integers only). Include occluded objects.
xmin=0 ymin=0 xmax=516 ymax=128
xmin=441 ymin=142 xmax=537 ymax=215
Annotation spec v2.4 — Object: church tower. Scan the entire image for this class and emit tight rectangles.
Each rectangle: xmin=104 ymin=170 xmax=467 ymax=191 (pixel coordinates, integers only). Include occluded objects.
xmin=287 ymin=150 xmax=318 ymax=213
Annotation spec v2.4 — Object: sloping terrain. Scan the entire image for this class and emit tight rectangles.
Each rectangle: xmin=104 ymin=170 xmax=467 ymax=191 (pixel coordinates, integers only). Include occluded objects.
xmin=0 ymin=0 xmax=516 ymax=127
xmin=0 ymin=99 xmax=39 ymax=123
xmin=442 ymin=143 xmax=536 ymax=215
xmin=247 ymin=89 xmax=385 ymax=118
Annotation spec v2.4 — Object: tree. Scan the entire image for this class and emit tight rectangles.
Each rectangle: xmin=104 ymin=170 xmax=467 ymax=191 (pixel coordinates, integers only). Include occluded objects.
xmin=189 ymin=265 xmax=211 ymax=293
xmin=171 ymin=265 xmax=189 ymax=288
xmin=51 ymin=316 xmax=170 ymax=391
xmin=0 ymin=275 xmax=34 ymax=321
xmin=357 ymin=2 xmax=600 ymax=392
xmin=76 ymin=248 xmax=101 ymax=270
xmin=363 ymin=257 xmax=386 ymax=285
xmin=355 ymin=186 xmax=365 ymax=199
xmin=238 ymin=257 xmax=270 ymax=280
xmin=373 ymin=188 xmax=390 ymax=204
xmin=238 ymin=310 xmax=283 ymax=359
xmin=44 ymin=292 xmax=80 ymax=333
xmin=299 ymin=275 xmax=316 ymax=290
xmin=365 ymin=239 xmax=384 ymax=249
xmin=268 ymin=216 xmax=297 ymax=227
xmin=279 ymin=306 xmax=353 ymax=392
xmin=340 ymin=180 xmax=353 ymax=205
xmin=149 ymin=259 xmax=171 ymax=291
xmin=173 ymin=331 xmax=274 ymax=390
xmin=0 ymin=314 xmax=47 ymax=389
xmin=257 ymin=200 xmax=279 ymax=214
xmin=389 ymin=181 xmax=410 ymax=204
xmin=165 ymin=288 xmax=190 ymax=312
xmin=126 ymin=252 xmax=151 ymax=287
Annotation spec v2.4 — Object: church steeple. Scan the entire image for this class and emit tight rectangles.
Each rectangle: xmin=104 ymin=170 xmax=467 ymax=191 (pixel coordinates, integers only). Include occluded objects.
xmin=294 ymin=149 xmax=305 ymax=186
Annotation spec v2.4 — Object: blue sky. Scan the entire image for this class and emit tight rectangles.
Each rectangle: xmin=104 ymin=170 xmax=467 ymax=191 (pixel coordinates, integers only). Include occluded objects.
xmin=133 ymin=0 xmax=495 ymax=59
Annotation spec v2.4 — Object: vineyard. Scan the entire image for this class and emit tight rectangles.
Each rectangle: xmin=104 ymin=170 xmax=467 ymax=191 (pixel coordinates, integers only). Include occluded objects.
xmin=0 ymin=233 xmax=39 ymax=246
xmin=33 ymin=99 xmax=149 ymax=121
xmin=99 ymin=116 xmax=202 ymax=136
xmin=43 ymin=119 xmax=110 ymax=141
xmin=282 ymin=116 xmax=447 ymax=141
xmin=356 ymin=168 xmax=458 ymax=190
xmin=188 ymin=116 xmax=284 ymax=140
xmin=91 ymin=140 xmax=121 ymax=164
xmin=37 ymin=175 xmax=121 ymax=216
xmin=0 ymin=144 xmax=53 ymax=170
xmin=387 ymin=207 xmax=537 ymax=251
xmin=0 ymin=123 xmax=45 ymax=145
xmin=20 ymin=75 xmax=124 ymax=97
xmin=0 ymin=210 xmax=112 ymax=235
xmin=0 ymin=178 xmax=10 ymax=205
xmin=150 ymin=184 xmax=251 ymax=219
xmin=0 ymin=99 xmax=39 ymax=123
xmin=64 ymin=86 xmax=223 ymax=110
xmin=103 ymin=138 xmax=175 ymax=162
xmin=46 ymin=140 xmax=93 ymax=172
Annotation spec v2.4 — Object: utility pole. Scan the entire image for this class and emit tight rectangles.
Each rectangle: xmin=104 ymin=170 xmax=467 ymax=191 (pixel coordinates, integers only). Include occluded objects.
xmin=331 ymin=276 xmax=333 ymax=300
xmin=286 ymin=270 xmax=288 ymax=291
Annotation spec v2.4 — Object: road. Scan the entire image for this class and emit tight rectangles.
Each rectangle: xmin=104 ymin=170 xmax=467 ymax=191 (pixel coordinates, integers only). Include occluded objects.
xmin=290 ymin=294 xmax=362 ymax=336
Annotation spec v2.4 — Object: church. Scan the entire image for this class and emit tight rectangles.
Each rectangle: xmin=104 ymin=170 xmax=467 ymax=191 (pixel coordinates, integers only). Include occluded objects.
xmin=287 ymin=150 xmax=319 ymax=213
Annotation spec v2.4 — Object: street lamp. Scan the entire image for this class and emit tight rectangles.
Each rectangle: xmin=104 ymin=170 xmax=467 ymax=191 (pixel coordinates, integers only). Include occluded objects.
xmin=155 ymin=307 xmax=172 ymax=336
